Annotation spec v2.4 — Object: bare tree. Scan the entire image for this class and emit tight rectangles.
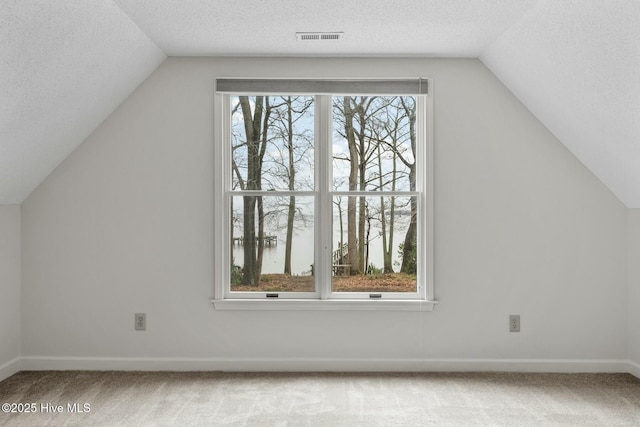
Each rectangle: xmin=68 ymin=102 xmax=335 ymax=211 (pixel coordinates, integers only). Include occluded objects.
xmin=377 ymin=141 xmax=396 ymax=273
xmin=374 ymin=97 xmax=413 ymax=273
xmin=277 ymin=97 xmax=313 ymax=273
xmin=235 ymin=96 xmax=272 ymax=285
xmin=284 ymin=97 xmax=296 ymax=274
xmin=397 ymin=97 xmax=417 ymax=274
xmin=341 ymin=96 xmax=361 ymax=274
xmin=341 ymin=96 xmax=416 ymax=275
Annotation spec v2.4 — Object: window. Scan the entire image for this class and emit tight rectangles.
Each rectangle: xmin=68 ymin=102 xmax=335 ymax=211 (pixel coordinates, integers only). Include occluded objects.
xmin=213 ymin=79 xmax=435 ymax=310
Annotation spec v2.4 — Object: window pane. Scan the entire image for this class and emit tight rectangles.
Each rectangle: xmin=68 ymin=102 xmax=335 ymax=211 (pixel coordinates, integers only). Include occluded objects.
xmin=231 ymin=196 xmax=315 ymax=292
xmin=331 ymin=196 xmax=417 ymax=293
xmin=231 ymin=96 xmax=315 ymax=191
xmin=332 ymin=96 xmax=416 ymax=192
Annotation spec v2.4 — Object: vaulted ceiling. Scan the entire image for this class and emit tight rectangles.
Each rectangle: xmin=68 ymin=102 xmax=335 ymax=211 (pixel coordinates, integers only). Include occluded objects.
xmin=2 ymin=1 xmax=639 ymax=206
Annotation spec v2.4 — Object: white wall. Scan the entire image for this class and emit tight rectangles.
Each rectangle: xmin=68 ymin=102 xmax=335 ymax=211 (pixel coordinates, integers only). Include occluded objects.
xmin=629 ymin=209 xmax=640 ymax=376
xmin=0 ymin=205 xmax=21 ymax=379
xmin=20 ymin=58 xmax=629 ymax=370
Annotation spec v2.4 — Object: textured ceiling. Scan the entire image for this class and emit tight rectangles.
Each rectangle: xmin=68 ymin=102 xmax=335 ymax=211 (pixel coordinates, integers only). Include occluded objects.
xmin=2 ymin=1 xmax=640 ymax=207
xmin=113 ymin=0 xmax=537 ymax=57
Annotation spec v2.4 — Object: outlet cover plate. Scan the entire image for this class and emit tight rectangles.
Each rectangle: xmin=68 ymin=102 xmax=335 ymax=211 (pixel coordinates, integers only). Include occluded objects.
xmin=135 ymin=313 xmax=146 ymax=331
xmin=509 ymin=314 xmax=520 ymax=332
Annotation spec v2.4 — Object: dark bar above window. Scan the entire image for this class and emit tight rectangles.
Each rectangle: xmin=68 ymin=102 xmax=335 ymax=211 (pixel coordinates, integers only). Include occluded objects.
xmin=216 ymin=79 xmax=428 ymax=95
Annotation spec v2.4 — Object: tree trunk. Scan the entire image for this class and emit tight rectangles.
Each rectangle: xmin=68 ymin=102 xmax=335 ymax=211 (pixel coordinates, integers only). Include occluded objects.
xmin=337 ymin=197 xmax=345 ymax=263
xmin=255 ymin=196 xmax=265 ymax=285
xmin=344 ymin=97 xmax=360 ymax=274
xmin=239 ymin=96 xmax=268 ymax=285
xmin=377 ymin=139 xmax=396 ymax=274
xmin=401 ymin=98 xmax=417 ymax=274
xmin=356 ymin=99 xmax=367 ymax=274
xmin=284 ymin=97 xmax=296 ymax=274
xmin=241 ymin=195 xmax=256 ymax=284
xmin=254 ymin=98 xmax=271 ymax=284
xmin=239 ymin=96 xmax=259 ymax=284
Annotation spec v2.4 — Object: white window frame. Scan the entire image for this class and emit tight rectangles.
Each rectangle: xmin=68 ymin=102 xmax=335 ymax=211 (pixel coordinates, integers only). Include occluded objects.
xmin=212 ymin=79 xmax=436 ymax=311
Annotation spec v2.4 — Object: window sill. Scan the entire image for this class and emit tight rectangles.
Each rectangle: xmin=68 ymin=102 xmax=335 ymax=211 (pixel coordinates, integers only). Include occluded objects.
xmin=211 ymin=299 xmax=437 ymax=311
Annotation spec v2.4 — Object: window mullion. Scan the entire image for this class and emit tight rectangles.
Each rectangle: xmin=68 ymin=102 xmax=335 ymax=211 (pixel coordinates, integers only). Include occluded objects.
xmin=316 ymin=95 xmax=332 ymax=299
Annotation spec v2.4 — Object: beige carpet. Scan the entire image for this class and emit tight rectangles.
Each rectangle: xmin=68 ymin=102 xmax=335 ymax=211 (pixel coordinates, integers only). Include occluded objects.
xmin=1 ymin=371 xmax=639 ymax=426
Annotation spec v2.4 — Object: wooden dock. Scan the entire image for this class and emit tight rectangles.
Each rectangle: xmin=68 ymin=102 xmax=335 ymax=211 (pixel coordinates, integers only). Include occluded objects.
xmin=333 ymin=242 xmax=349 ymax=265
xmin=332 ymin=243 xmax=351 ymax=276
xmin=232 ymin=235 xmax=278 ymax=246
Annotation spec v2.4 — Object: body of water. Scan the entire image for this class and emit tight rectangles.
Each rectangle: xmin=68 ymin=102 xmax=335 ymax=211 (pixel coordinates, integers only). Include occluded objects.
xmin=232 ymin=226 xmax=407 ymax=275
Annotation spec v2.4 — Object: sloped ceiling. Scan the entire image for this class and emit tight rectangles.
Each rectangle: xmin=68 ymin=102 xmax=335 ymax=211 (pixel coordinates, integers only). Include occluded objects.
xmin=482 ymin=0 xmax=640 ymax=208
xmin=0 ymin=1 xmax=165 ymax=204
xmin=2 ymin=1 xmax=639 ymax=207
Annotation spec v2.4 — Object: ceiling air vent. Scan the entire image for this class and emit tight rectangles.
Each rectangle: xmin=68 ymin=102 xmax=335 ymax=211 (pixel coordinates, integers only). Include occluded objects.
xmin=296 ymin=32 xmax=344 ymax=41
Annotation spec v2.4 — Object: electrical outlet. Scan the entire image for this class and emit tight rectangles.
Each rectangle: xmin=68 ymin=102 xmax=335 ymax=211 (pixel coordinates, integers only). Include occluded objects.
xmin=509 ymin=314 xmax=520 ymax=332
xmin=135 ymin=313 xmax=146 ymax=331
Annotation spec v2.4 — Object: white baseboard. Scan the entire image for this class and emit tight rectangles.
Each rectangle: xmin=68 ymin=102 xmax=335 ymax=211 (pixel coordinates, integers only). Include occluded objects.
xmin=629 ymin=360 xmax=640 ymax=379
xmin=19 ymin=356 xmax=631 ymax=374
xmin=0 ymin=357 xmax=21 ymax=382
